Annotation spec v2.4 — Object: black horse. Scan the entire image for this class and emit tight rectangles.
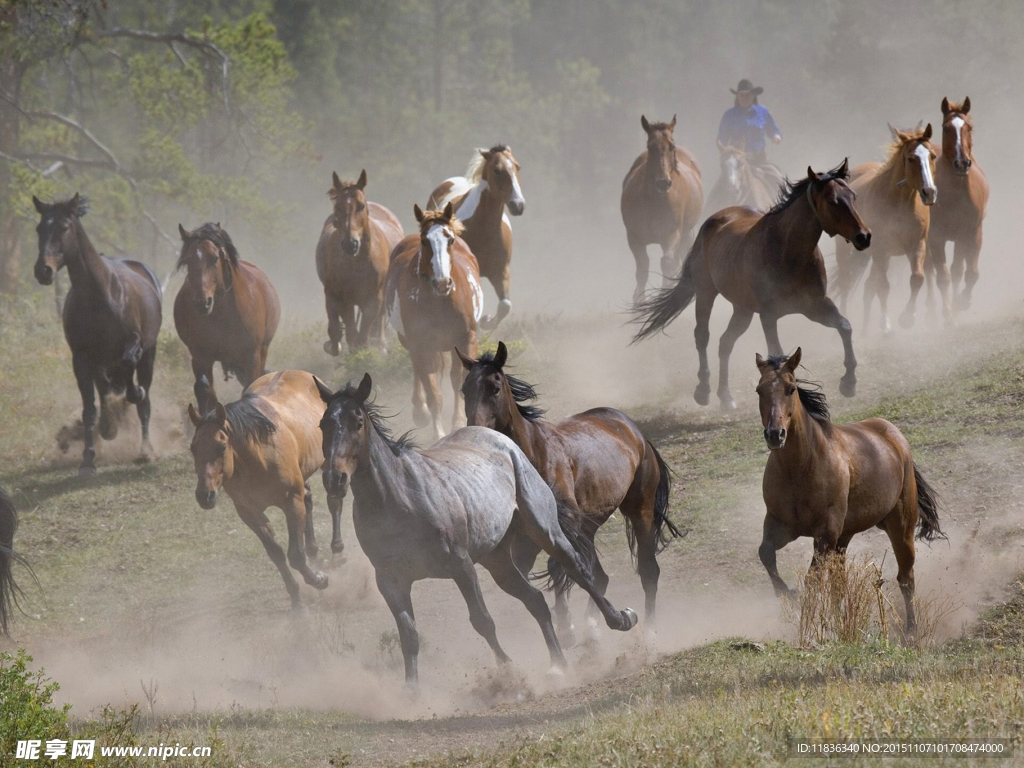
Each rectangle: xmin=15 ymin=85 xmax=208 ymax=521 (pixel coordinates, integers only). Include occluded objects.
xmin=1 ymin=486 xmax=32 ymax=637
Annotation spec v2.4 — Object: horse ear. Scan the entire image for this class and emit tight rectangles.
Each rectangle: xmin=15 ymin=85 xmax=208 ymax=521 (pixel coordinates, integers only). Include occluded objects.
xmin=962 ymin=96 xmax=971 ymax=114
xmin=332 ymin=171 xmax=342 ymax=189
xmin=784 ymin=347 xmax=802 ymax=373
xmin=178 ymin=223 xmax=189 ymax=241
xmin=356 ymin=372 xmax=373 ymax=402
xmin=314 ymin=377 xmax=335 ymax=404
xmin=442 ymin=201 xmax=455 ymax=221
xmin=69 ymin=193 xmax=80 ymax=212
xmin=716 ymin=138 xmax=725 ymax=153
xmin=188 ymin=403 xmax=201 ymax=426
xmin=32 ymin=195 xmax=48 ymax=214
xmin=413 ymin=204 xmax=424 ymax=224
xmin=640 ymin=114 xmax=651 ymax=133
xmin=887 ymin=122 xmax=900 ymax=142
xmin=839 ymin=157 xmax=849 ymax=177
xmin=923 ymin=123 xmax=933 ymax=141
xmin=941 ymin=96 xmax=950 ymax=115
xmin=214 ymin=402 xmax=227 ymax=425
xmin=669 ymin=114 xmax=677 ymax=131
xmin=357 ymin=169 xmax=367 ymax=190
xmin=755 ymin=353 xmax=768 ymax=369
xmin=454 ymin=346 xmax=475 ymax=371
xmin=493 ymin=341 xmax=508 ymax=370
xmin=806 ymin=165 xmax=817 ymax=181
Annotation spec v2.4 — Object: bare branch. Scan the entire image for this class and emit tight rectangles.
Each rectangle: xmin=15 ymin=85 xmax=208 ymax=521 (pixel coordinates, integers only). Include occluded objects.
xmin=22 ymin=110 xmax=120 ymax=170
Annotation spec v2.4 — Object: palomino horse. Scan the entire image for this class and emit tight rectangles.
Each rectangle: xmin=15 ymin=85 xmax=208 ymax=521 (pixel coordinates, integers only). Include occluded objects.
xmin=833 ymin=124 xmax=938 ymax=332
xmin=426 ymin=145 xmax=523 ymax=328
xmin=755 ymin=349 xmax=944 ymax=634
xmin=385 ymin=203 xmax=483 ymax=441
xmin=1 ymin=485 xmax=34 ymax=637
xmin=316 ymin=374 xmax=638 ymax=686
xmin=634 ymin=162 xmax=871 ymax=407
xmin=928 ymin=97 xmax=989 ymax=321
xmin=188 ymin=370 xmax=344 ymax=606
xmin=175 ymin=223 xmax=280 ymax=413
xmin=458 ymin=342 xmax=682 ymax=634
xmin=33 ymin=195 xmax=162 ymax=475
xmin=705 ymin=142 xmax=778 ymax=214
xmin=621 ymin=115 xmax=703 ymax=302
xmin=317 ymin=170 xmax=404 ymax=354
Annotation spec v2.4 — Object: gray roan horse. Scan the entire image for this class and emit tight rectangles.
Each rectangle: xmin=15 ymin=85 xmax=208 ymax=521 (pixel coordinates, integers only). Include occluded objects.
xmin=316 ymin=374 xmax=638 ymax=686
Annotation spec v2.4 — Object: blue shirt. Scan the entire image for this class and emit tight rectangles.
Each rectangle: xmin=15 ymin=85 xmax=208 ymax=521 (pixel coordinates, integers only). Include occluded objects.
xmin=717 ymin=104 xmax=781 ymax=153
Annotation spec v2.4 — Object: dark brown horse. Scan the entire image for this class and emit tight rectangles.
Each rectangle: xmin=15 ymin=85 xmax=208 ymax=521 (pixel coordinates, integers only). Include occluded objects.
xmin=318 ymin=170 xmax=404 ymax=354
xmin=0 ymin=485 xmax=34 ymax=638
xmin=385 ymin=203 xmax=483 ymax=441
xmin=458 ymin=342 xmax=681 ymax=634
xmin=705 ymin=141 xmax=777 ymax=214
xmin=755 ymin=349 xmax=944 ymax=634
xmin=174 ymin=223 xmax=280 ymax=413
xmin=427 ymin=145 xmax=523 ymax=328
xmin=833 ymin=124 xmax=938 ymax=332
xmin=928 ymin=97 xmax=989 ymax=321
xmin=33 ymin=195 xmax=162 ymax=475
xmin=621 ymin=115 xmax=704 ymax=302
xmin=634 ymin=162 xmax=871 ymax=408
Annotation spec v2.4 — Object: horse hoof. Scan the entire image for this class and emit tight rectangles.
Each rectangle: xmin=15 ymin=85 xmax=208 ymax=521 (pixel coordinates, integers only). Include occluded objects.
xmin=323 ymin=340 xmax=341 ymax=356
xmin=126 ymin=385 xmax=145 ymax=405
xmin=78 ymin=465 xmax=97 ymax=477
xmin=331 ymin=540 xmax=345 ymax=555
xmin=290 ymin=600 xmax=308 ymax=614
xmin=312 ymin=571 xmax=329 ymax=590
xmin=719 ymin=397 xmax=737 ymax=412
xmin=619 ymin=608 xmax=639 ymax=631
xmin=694 ymin=383 xmax=711 ymax=407
xmin=557 ymin=624 xmax=577 ymax=648
xmin=839 ymin=376 xmax=857 ymax=398
xmin=546 ymin=664 xmax=566 ymax=678
xmin=881 ymin=320 xmax=892 ymax=335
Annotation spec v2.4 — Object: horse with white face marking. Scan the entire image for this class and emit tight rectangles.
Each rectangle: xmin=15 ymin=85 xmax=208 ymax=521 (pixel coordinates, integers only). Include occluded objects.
xmin=426 ymin=144 xmax=523 ymax=329
xmin=384 ymin=203 xmax=483 ymax=441
xmin=833 ymin=124 xmax=938 ymax=333
xmin=927 ymin=97 xmax=989 ymax=322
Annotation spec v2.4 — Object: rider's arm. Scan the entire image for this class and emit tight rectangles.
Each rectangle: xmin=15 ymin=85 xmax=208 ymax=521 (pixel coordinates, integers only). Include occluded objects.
xmin=763 ymin=107 xmax=782 ymax=142
xmin=717 ymin=109 xmax=734 ymax=145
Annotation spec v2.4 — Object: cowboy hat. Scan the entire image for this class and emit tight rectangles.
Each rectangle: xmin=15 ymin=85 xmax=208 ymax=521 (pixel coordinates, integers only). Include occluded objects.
xmin=730 ymin=78 xmax=764 ymax=96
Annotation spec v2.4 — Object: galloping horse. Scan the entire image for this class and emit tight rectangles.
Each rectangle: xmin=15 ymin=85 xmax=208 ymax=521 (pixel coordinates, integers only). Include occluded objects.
xmin=755 ymin=349 xmax=944 ymax=634
xmin=928 ymin=97 xmax=989 ymax=321
xmin=385 ymin=203 xmax=483 ymax=441
xmin=458 ymin=342 xmax=682 ymax=633
xmin=705 ymin=141 xmax=777 ymax=214
xmin=634 ymin=162 xmax=871 ymax=407
xmin=621 ymin=115 xmax=703 ymax=302
xmin=833 ymin=124 xmax=938 ymax=332
xmin=316 ymin=374 xmax=637 ymax=686
xmin=426 ymin=145 xmax=523 ymax=328
xmin=33 ymin=195 xmax=162 ymax=475
xmin=188 ymin=370 xmax=343 ymax=607
xmin=317 ymin=170 xmax=404 ymax=354
xmin=1 ymin=485 xmax=33 ymax=637
xmin=175 ymin=223 xmax=280 ymax=413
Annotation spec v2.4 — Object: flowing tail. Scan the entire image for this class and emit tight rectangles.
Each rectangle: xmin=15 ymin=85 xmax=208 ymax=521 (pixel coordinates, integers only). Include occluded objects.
xmin=0 ymin=486 xmax=34 ymax=637
xmin=829 ymin=246 xmax=871 ymax=305
xmin=542 ymin=503 xmax=596 ymax=598
xmin=631 ymin=236 xmax=701 ymax=342
xmin=914 ymin=466 xmax=945 ymax=542
xmin=624 ymin=442 xmax=687 ymax=566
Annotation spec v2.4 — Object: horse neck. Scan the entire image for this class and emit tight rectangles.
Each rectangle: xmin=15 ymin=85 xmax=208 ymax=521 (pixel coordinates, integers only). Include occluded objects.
xmin=499 ymin=393 xmax=546 ymax=462
xmin=775 ymin=397 xmax=825 ymax=472
xmin=771 ymin=191 xmax=823 ymax=258
xmin=351 ymin=425 xmax=408 ymax=507
xmin=875 ymin=156 xmax=917 ymax=205
xmin=464 ymin=181 xmax=504 ymax=230
xmin=65 ymin=219 xmax=112 ymax=293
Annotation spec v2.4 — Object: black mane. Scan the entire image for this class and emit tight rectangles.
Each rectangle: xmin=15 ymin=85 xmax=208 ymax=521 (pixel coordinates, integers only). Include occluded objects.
xmin=767 ymin=160 xmax=850 ymax=216
xmin=334 ymin=382 xmax=416 ymax=455
xmin=489 ymin=144 xmax=509 ymax=154
xmin=764 ymin=354 xmax=830 ymax=422
xmin=476 ymin=350 xmax=545 ymax=422
xmin=48 ymin=196 xmax=89 ymax=219
xmin=202 ymin=395 xmax=277 ymax=444
xmin=177 ymin=223 xmax=240 ymax=271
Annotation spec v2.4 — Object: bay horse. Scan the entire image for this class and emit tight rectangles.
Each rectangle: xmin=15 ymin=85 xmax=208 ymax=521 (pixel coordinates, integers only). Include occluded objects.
xmin=317 ymin=170 xmax=404 ymax=354
xmin=33 ymin=195 xmax=162 ymax=475
xmin=1 ymin=485 xmax=34 ymax=638
xmin=188 ymin=370 xmax=344 ymax=607
xmin=426 ymin=145 xmax=523 ymax=329
xmin=634 ymin=161 xmax=871 ymax=408
xmin=755 ymin=349 xmax=944 ymax=634
xmin=316 ymin=373 xmax=637 ymax=686
xmin=621 ymin=115 xmax=703 ymax=302
xmin=928 ymin=97 xmax=989 ymax=321
xmin=385 ymin=203 xmax=483 ymax=441
xmin=174 ymin=223 xmax=280 ymax=413
xmin=705 ymin=141 xmax=777 ymax=215
xmin=833 ymin=124 xmax=938 ymax=332
xmin=458 ymin=341 xmax=682 ymax=635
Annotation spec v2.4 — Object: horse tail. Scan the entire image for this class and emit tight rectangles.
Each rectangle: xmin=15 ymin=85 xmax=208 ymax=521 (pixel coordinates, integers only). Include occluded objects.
xmin=914 ymin=466 xmax=946 ymax=543
xmin=542 ymin=502 xmax=596 ymax=598
xmin=631 ymin=235 xmax=701 ymax=342
xmin=0 ymin=486 xmax=33 ymax=637
xmin=623 ymin=442 xmax=686 ymax=568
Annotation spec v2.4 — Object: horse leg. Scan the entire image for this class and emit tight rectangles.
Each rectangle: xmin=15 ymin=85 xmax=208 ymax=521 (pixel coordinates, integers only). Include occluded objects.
xmin=302 ymin=481 xmax=319 ymax=564
xmin=870 ymin=255 xmax=892 ymax=334
xmin=192 ymin=357 xmax=217 ymax=413
xmin=360 ymin=292 xmax=385 ymax=350
xmin=693 ymin=289 xmax=716 ymax=406
xmin=481 ymin=536 xmax=567 ymax=671
xmin=422 ymin=354 xmax=445 ymax=441
xmin=758 ymin=514 xmax=799 ymax=598
xmin=717 ymin=307 xmax=754 ymax=410
xmin=134 ymin=346 xmax=156 ymax=461
xmin=759 ymin=313 xmax=783 ymax=357
xmin=929 ymin=233 xmax=955 ymax=326
xmin=581 ymin=547 xmax=611 ymax=640
xmin=950 ymin=241 xmax=966 ymax=306
xmin=450 ymin=552 xmax=512 ymax=665
xmin=375 ymin=572 xmax=420 ymax=686
xmin=323 ymin=291 xmax=343 ymax=356
xmin=956 ymin=232 xmax=982 ymax=311
xmin=881 ymin=510 xmax=918 ymax=636
xmin=340 ymin=300 xmax=359 ymax=352
xmin=480 ymin=265 xmax=512 ymax=330
xmin=898 ymin=240 xmax=927 ymax=329
xmin=628 ymin=234 xmax=650 ymax=304
xmin=327 ymin=494 xmax=345 ymax=558
xmin=449 ymin=342 xmax=472 ymax=433
xmin=72 ymin=352 xmax=98 ymax=476
xmin=660 ymin=230 xmax=684 ymax=287
xmin=237 ymin=505 xmax=301 ymax=609
xmin=96 ymin=374 xmax=118 ymax=442
xmin=803 ymin=297 xmax=857 ymax=397
xmin=283 ymin=491 xmax=328 ymax=590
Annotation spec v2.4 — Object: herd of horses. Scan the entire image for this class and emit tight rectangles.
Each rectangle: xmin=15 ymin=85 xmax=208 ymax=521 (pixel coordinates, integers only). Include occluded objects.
xmin=0 ymin=95 xmax=982 ymax=686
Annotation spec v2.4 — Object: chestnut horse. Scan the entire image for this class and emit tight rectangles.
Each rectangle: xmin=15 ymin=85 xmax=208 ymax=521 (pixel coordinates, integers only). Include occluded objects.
xmin=755 ymin=349 xmax=944 ymax=634
xmin=385 ymin=203 xmax=483 ymax=441
xmin=928 ymin=97 xmax=989 ymax=321
xmin=458 ymin=342 xmax=682 ymax=633
xmin=33 ymin=195 xmax=162 ymax=475
xmin=621 ymin=115 xmax=704 ymax=302
xmin=634 ymin=162 xmax=871 ymax=407
xmin=705 ymin=142 xmax=777 ymax=215
xmin=833 ymin=124 xmax=938 ymax=332
xmin=318 ymin=170 xmax=404 ymax=354
xmin=426 ymin=145 xmax=523 ymax=328
xmin=188 ymin=370 xmax=344 ymax=607
xmin=174 ymin=223 xmax=280 ymax=413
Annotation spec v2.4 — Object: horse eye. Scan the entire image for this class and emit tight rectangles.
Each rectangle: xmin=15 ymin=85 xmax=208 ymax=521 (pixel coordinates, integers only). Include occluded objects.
xmin=356 ymin=203 xmax=365 ymax=211
xmin=448 ymin=236 xmax=455 ymax=245
xmin=785 ymin=386 xmax=796 ymax=396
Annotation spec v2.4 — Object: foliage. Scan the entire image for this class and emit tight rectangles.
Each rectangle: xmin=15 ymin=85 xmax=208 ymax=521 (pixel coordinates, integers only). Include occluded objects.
xmin=0 ymin=650 xmax=71 ymax=762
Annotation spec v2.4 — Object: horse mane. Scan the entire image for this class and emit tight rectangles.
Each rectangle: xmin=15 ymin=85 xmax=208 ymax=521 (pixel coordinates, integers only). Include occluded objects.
xmin=464 ymin=144 xmax=509 ymax=183
xmin=177 ymin=223 xmax=240 ymax=271
xmin=645 ymin=121 xmax=675 ymax=133
xmin=202 ymin=395 xmax=277 ymax=444
xmin=944 ymin=101 xmax=970 ymax=118
xmin=476 ymin=350 xmax=546 ymax=422
xmin=879 ymin=126 xmax=931 ymax=174
xmin=334 ymin=382 xmax=416 ymax=455
xmin=763 ymin=354 xmax=830 ymax=422
xmin=417 ymin=209 xmax=466 ymax=237
xmin=767 ymin=160 xmax=850 ymax=216
xmin=328 ymin=180 xmax=361 ymax=201
xmin=49 ymin=196 xmax=89 ymax=219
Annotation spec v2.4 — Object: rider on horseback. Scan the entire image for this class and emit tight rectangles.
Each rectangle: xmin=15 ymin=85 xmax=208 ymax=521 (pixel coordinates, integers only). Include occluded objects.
xmin=717 ymin=79 xmax=784 ymax=191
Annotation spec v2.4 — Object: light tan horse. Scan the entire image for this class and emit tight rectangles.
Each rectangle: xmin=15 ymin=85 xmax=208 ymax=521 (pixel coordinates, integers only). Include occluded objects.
xmin=426 ymin=145 xmax=523 ymax=329
xmin=705 ymin=141 xmax=777 ymax=215
xmin=621 ymin=115 xmax=703 ymax=302
xmin=833 ymin=124 xmax=938 ymax=332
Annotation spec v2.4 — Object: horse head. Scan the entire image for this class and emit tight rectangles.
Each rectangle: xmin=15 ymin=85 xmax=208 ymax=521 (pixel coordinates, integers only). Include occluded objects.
xmin=32 ymin=194 xmax=87 ymax=286
xmin=457 ymin=341 xmax=514 ymax=430
xmin=188 ymin=399 xmax=234 ymax=509
xmin=413 ymin=202 xmax=464 ymax=297
xmin=755 ymin=348 xmax=803 ymax=450
xmin=316 ymin=372 xmax=374 ymax=499
xmin=478 ymin=145 xmax=524 ymax=216
xmin=805 ymin=160 xmax=871 ymax=250
xmin=716 ymin=140 xmax=748 ymax=198
xmin=642 ymin=115 xmax=679 ymax=192
xmin=941 ymin=96 xmax=974 ymax=176
xmin=889 ymin=122 xmax=938 ymax=205
xmin=177 ymin=223 xmax=239 ymax=315
xmin=329 ymin=169 xmax=370 ymax=256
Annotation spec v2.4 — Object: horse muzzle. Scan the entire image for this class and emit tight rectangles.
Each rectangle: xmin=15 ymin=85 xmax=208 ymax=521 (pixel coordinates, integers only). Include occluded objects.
xmin=853 ymin=231 xmax=871 ymax=251
xmin=322 ymin=469 xmax=349 ymax=499
xmin=655 ymin=178 xmax=672 ymax=192
xmin=507 ymin=199 xmax=525 ymax=217
xmin=196 ymin=488 xmax=218 ymax=510
xmin=342 ymin=237 xmax=360 ymax=256
xmin=764 ymin=427 xmax=787 ymax=451
xmin=953 ymin=159 xmax=971 ymax=176
xmin=35 ymin=263 xmax=54 ymax=285
xmin=920 ymin=188 xmax=938 ymax=206
xmin=194 ymin=297 xmax=214 ymax=315
xmin=432 ymin=278 xmax=454 ymax=297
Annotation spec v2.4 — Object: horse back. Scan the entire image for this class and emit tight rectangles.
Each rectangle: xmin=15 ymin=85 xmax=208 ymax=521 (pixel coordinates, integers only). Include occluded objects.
xmin=368 ymin=202 xmax=405 ymax=252
xmin=237 ymin=259 xmax=281 ymax=339
xmin=242 ymin=371 xmax=328 ymax=483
